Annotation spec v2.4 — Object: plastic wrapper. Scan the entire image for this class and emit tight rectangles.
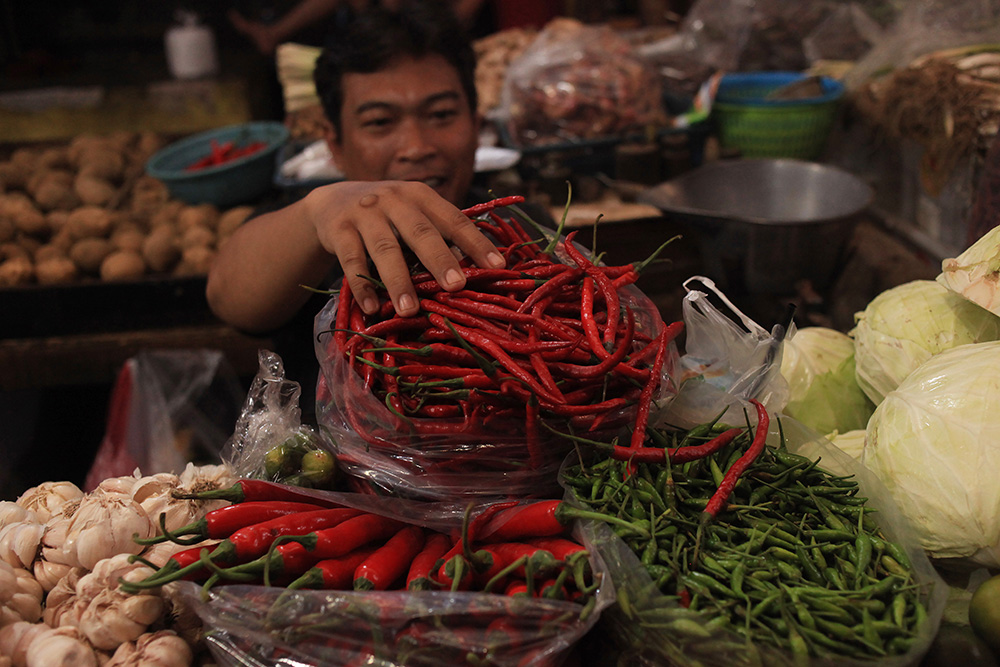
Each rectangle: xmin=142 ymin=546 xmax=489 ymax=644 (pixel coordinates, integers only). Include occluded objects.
xmin=84 ymin=349 xmax=244 ymax=490
xmin=313 ymin=267 xmax=676 ymax=500
xmin=657 ymin=276 xmax=789 ymax=431
xmin=222 ymin=350 xmax=338 ymax=491
xmin=498 ymin=18 xmax=665 ymax=148
xmin=173 ymin=491 xmax=614 ymax=667
xmin=561 ymin=416 xmax=947 ymax=667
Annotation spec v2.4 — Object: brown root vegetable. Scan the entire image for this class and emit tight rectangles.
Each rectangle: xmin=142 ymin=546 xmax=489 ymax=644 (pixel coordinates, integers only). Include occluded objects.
xmin=0 ymin=219 xmax=14 ymax=245
xmin=46 ymin=210 xmax=70 ymax=236
xmin=35 ymin=256 xmax=79 ymax=285
xmin=141 ymin=227 xmax=181 ymax=273
xmin=1 ymin=194 xmax=47 ymax=237
xmin=174 ymin=245 xmax=215 ymax=276
xmin=65 ymin=206 xmax=114 ymax=240
xmin=0 ymin=257 xmax=33 ymax=287
xmin=69 ymin=238 xmax=113 ymax=274
xmin=129 ymin=177 xmax=170 ymax=222
xmin=148 ymin=200 xmax=183 ymax=229
xmin=49 ymin=226 xmax=74 ymax=253
xmin=179 ymin=225 xmax=214 ymax=249
xmin=77 ymin=148 xmax=125 ymax=182
xmin=73 ymin=174 xmax=117 ymax=207
xmin=176 ymin=204 xmax=219 ymax=232
xmin=33 ymin=243 xmax=66 ymax=264
xmin=37 ymin=147 xmax=70 ymax=171
xmin=31 ymin=172 xmax=80 ymax=212
xmin=1 ymin=242 xmax=29 ymax=262
xmin=0 ymin=162 xmax=27 ymax=191
xmin=67 ymin=134 xmax=113 ymax=165
xmin=110 ymin=228 xmax=145 ymax=253
xmin=216 ymin=205 xmax=253 ymax=240
xmin=100 ymin=251 xmax=146 ymax=282
xmin=9 ymin=148 xmax=40 ymax=174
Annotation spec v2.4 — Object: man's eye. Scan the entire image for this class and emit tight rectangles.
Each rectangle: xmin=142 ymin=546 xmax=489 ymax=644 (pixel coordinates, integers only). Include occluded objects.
xmin=429 ymin=108 xmax=458 ymax=122
xmin=361 ymin=115 xmax=393 ymax=129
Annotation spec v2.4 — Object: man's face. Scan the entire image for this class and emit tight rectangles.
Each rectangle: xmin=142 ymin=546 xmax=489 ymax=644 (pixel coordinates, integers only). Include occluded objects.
xmin=328 ymin=55 xmax=480 ymax=207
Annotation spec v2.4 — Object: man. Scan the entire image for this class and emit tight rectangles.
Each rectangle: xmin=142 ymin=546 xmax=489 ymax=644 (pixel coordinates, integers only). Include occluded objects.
xmin=206 ymin=3 xmax=515 ymax=409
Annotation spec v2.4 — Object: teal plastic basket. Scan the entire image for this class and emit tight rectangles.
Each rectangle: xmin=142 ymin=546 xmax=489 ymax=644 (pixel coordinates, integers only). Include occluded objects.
xmin=712 ymin=72 xmax=844 ymax=160
xmin=146 ymin=122 xmax=289 ymax=207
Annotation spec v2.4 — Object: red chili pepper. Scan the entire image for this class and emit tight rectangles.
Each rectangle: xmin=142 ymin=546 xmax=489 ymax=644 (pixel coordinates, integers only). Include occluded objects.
xmin=557 ymin=426 xmax=745 ymax=464
xmin=284 ymin=546 xmax=378 ymax=590
xmin=704 ymin=400 xmax=770 ymax=519
xmin=461 ymin=195 xmax=526 ymax=218
xmin=211 ymin=512 xmax=407 ymax=587
xmin=478 ymin=500 xmax=648 ymax=543
xmin=563 ymin=231 xmax=621 ymax=348
xmin=170 ymin=479 xmax=345 ymax=506
xmin=353 ymin=525 xmax=426 ymax=591
xmin=406 ymin=532 xmax=453 ymax=591
xmin=135 ymin=500 xmax=325 ymax=546
xmin=120 ymin=508 xmax=364 ymax=590
xmin=629 ymin=321 xmax=683 ymax=451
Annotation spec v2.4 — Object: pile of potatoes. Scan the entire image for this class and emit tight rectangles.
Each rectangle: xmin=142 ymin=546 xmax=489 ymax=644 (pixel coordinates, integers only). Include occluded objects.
xmin=0 ymin=131 xmax=254 ymax=288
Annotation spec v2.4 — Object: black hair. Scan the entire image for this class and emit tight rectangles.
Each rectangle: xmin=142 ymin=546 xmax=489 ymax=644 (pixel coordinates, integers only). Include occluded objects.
xmin=313 ymin=1 xmax=478 ymax=137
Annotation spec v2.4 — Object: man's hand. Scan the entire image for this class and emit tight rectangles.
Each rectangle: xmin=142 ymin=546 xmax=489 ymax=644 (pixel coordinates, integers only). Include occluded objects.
xmin=303 ymin=180 xmax=506 ymax=316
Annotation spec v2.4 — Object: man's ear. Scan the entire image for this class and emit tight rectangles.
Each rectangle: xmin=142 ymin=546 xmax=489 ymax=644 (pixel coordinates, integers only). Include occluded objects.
xmin=321 ymin=116 xmax=344 ymax=170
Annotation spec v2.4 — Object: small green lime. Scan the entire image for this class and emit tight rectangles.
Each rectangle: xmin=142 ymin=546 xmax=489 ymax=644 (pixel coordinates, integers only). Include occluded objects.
xmin=970 ymin=574 xmax=1000 ymax=654
xmin=300 ymin=448 xmax=336 ymax=486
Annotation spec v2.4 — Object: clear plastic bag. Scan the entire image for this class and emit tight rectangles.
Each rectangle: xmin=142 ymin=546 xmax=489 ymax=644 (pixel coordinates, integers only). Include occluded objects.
xmin=175 ymin=492 xmax=614 ymax=667
xmin=84 ymin=349 xmax=244 ymax=490
xmin=657 ymin=276 xmax=789 ymax=431
xmin=312 ymin=269 xmax=676 ymax=500
xmin=563 ymin=414 xmax=947 ymax=667
xmin=222 ymin=350 xmax=337 ymax=491
xmin=498 ymin=18 xmax=665 ymax=147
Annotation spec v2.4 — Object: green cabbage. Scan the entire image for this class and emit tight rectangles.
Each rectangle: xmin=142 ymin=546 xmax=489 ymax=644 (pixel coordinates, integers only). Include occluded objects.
xmin=780 ymin=327 xmax=874 ymax=436
xmin=938 ymin=223 xmax=1000 ymax=316
xmin=864 ymin=341 xmax=1000 ymax=567
xmin=826 ymin=429 xmax=866 ymax=460
xmin=852 ymin=280 xmax=1000 ymax=405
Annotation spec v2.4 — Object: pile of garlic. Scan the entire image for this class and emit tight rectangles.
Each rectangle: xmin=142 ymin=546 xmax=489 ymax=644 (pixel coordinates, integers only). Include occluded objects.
xmin=0 ymin=463 xmax=236 ymax=667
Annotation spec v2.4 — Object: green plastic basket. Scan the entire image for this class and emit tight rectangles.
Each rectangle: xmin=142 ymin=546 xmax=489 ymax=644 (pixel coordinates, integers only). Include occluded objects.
xmin=712 ymin=72 xmax=844 ymax=160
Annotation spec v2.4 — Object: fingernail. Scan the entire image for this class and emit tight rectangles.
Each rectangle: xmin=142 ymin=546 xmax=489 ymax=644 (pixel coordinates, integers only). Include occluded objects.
xmin=398 ymin=294 xmax=415 ymax=313
xmin=487 ymin=252 xmax=505 ymax=268
xmin=362 ymin=297 xmax=378 ymax=314
xmin=444 ymin=268 xmax=463 ymax=288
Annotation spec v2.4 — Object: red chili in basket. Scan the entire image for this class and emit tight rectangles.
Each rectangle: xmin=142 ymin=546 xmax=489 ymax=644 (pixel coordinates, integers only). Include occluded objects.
xmin=406 ymin=531 xmax=453 ymax=591
xmin=170 ymin=479 xmax=346 ymax=507
xmin=354 ymin=524 xmax=426 ymax=591
xmin=284 ymin=546 xmax=378 ymax=590
xmin=478 ymin=500 xmax=649 ymax=543
xmin=704 ymin=400 xmax=770 ymax=519
xmin=217 ymin=512 xmax=407 ymax=585
xmin=134 ymin=501 xmax=325 ymax=546
xmin=461 ymin=195 xmax=526 ymax=217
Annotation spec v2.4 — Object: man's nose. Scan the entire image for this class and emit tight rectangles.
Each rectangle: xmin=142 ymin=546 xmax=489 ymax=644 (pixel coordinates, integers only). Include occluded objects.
xmin=396 ymin=118 xmax=437 ymax=162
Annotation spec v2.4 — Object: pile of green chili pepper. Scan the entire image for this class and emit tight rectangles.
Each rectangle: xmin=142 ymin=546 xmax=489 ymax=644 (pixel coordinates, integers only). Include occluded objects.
xmin=560 ymin=409 xmax=933 ymax=664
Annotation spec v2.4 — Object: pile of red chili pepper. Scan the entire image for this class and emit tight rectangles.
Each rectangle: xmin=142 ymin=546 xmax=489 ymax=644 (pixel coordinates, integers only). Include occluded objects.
xmin=185 ymin=138 xmax=269 ymax=171
xmin=315 ymin=195 xmax=683 ymax=495
xmin=129 ymin=480 xmax=606 ymax=610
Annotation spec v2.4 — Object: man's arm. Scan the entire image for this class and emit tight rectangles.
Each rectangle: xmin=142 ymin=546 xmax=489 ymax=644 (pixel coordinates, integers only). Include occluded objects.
xmin=206 ymin=180 xmax=505 ymax=333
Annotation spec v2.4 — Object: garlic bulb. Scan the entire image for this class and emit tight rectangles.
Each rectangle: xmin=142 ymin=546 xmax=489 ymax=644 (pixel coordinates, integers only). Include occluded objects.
xmin=94 ymin=474 xmax=141 ymax=498
xmin=15 ymin=482 xmax=83 ymax=523
xmin=73 ymin=554 xmax=164 ymax=651
xmin=38 ymin=506 xmax=77 ymax=570
xmin=0 ymin=561 xmax=43 ymax=628
xmin=0 ymin=621 xmax=48 ymax=667
xmin=0 ymin=503 xmax=35 ymax=530
xmin=32 ymin=559 xmax=72 ymax=594
xmin=0 ymin=521 xmax=44 ymax=571
xmin=64 ymin=489 xmax=155 ymax=571
xmin=177 ymin=462 xmax=235 ymax=490
xmin=25 ymin=625 xmax=98 ymax=667
xmin=104 ymin=630 xmax=192 ymax=667
xmin=42 ymin=568 xmax=84 ymax=628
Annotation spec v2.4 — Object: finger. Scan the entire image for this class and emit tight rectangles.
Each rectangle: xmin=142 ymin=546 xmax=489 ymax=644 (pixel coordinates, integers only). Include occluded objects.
xmin=433 ymin=205 xmax=506 ymax=273
xmin=393 ymin=211 xmax=471 ymax=293
xmin=357 ymin=218 xmax=421 ymax=317
xmin=334 ymin=230 xmax=381 ymax=315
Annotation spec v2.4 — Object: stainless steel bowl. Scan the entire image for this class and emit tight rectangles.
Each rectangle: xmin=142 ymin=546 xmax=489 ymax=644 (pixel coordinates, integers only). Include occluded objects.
xmin=639 ymin=158 xmax=874 ymax=293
